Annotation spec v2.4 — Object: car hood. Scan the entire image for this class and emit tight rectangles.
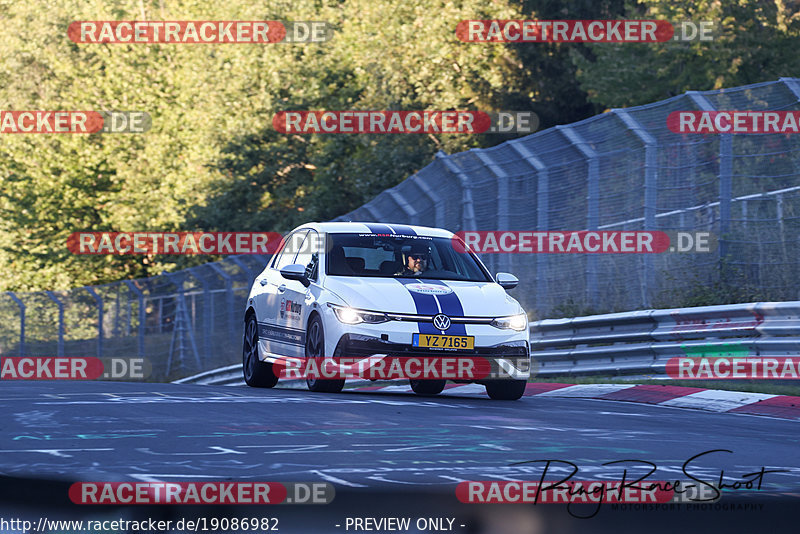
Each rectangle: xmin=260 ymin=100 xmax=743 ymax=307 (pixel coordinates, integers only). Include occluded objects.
xmin=323 ymin=276 xmax=522 ymax=317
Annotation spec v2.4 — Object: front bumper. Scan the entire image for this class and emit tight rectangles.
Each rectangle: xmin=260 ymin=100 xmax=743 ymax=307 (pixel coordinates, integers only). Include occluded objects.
xmin=333 ymin=334 xmax=531 ymax=381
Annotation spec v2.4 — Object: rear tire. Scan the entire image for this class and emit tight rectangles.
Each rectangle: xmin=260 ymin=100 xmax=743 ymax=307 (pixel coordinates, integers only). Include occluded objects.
xmin=306 ymin=314 xmax=345 ymax=393
xmin=410 ymin=379 xmax=446 ymax=396
xmin=243 ymin=314 xmax=278 ymax=388
xmin=485 ymin=379 xmax=527 ymax=400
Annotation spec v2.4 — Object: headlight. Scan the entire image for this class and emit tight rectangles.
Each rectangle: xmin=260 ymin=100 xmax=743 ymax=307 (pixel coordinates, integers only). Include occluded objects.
xmin=330 ymin=304 xmax=388 ymax=324
xmin=491 ymin=313 xmax=528 ymax=331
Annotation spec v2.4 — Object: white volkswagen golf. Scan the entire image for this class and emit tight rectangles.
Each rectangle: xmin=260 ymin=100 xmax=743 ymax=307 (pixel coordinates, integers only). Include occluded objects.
xmin=242 ymin=222 xmax=530 ymax=400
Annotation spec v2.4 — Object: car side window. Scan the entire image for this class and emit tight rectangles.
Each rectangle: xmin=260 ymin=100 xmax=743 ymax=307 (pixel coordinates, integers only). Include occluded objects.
xmin=272 ymin=230 xmax=308 ymax=271
xmin=269 ymin=242 xmax=285 ymax=268
xmin=305 ymin=253 xmax=319 ymax=281
xmin=269 ymin=233 xmax=289 ymax=268
xmin=295 ymin=230 xmax=320 ymax=281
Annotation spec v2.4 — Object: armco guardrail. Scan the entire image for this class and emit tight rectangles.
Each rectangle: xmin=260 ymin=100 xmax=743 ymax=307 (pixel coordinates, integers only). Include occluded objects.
xmin=531 ymin=301 xmax=800 ymax=376
xmin=177 ymin=301 xmax=800 ymax=384
xmin=173 ymin=365 xmax=369 ymax=388
xmin=173 ymin=364 xmax=243 ymax=386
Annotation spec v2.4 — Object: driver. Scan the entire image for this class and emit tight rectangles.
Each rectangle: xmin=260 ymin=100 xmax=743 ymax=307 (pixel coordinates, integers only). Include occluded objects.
xmin=396 ymin=242 xmax=431 ymax=276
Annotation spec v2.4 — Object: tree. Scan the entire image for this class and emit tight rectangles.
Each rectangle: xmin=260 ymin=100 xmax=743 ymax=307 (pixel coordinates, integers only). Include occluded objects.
xmin=571 ymin=0 xmax=800 ymax=109
xmin=190 ymin=0 xmax=532 ymax=231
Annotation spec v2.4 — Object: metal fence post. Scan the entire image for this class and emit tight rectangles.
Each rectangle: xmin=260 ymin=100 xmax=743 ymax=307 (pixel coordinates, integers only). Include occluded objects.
xmin=615 ymin=109 xmax=658 ymax=307
xmin=779 ymin=77 xmax=800 ymax=101
xmin=558 ymin=125 xmax=600 ymax=308
xmin=508 ymin=139 xmax=549 ymax=314
xmin=363 ymin=203 xmax=383 ymax=222
xmin=208 ymin=263 xmax=236 ymax=346
xmin=83 ymin=286 xmax=103 ymax=358
xmin=474 ymin=150 xmax=511 ymax=276
xmin=719 ymin=133 xmax=732 ymax=259
xmin=436 ymin=150 xmax=477 ymax=231
xmin=230 ymin=256 xmax=257 ymax=289
xmin=387 ymin=188 xmax=417 ymax=223
xmin=777 ymin=193 xmax=787 ymax=263
xmin=165 ymin=272 xmax=201 ymax=374
xmin=124 ymin=281 xmax=145 ymax=359
xmin=688 ymin=91 xmax=730 ymax=262
xmin=45 ymin=291 xmax=65 ymax=357
xmin=411 ymin=173 xmax=445 ymax=229
xmin=6 ymin=291 xmax=25 ymax=356
xmin=188 ymin=267 xmax=212 ymax=363
xmin=113 ymin=288 xmax=121 ymax=338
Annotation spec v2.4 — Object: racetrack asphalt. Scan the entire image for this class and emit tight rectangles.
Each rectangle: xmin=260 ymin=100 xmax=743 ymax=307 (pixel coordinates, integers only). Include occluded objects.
xmin=1 ymin=380 xmax=798 ymax=493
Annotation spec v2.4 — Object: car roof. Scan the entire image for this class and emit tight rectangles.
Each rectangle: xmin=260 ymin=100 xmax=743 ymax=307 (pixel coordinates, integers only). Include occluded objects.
xmin=292 ymin=221 xmax=454 ymax=238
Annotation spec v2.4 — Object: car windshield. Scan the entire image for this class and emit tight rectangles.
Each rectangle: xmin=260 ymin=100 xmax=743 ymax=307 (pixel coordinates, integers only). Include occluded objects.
xmin=326 ymin=233 xmax=491 ymax=282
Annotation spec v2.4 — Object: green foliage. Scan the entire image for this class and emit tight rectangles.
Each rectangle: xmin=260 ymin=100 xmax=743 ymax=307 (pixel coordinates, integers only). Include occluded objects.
xmin=655 ymin=261 xmax=775 ymax=308
xmin=572 ymin=0 xmax=800 ymax=108
xmin=190 ymin=0 xmax=533 ymax=232
xmin=0 ymin=0 xmax=539 ymax=290
xmin=0 ymin=0 xmax=795 ymax=293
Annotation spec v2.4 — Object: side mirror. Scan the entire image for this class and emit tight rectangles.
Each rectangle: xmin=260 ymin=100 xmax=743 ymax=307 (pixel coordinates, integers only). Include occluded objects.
xmin=280 ymin=264 xmax=310 ymax=287
xmin=495 ymin=272 xmax=519 ymax=290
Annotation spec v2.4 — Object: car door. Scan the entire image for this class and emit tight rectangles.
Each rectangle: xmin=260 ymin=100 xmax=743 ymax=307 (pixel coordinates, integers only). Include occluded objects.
xmin=278 ymin=229 xmax=321 ymax=357
xmin=254 ymin=230 xmax=308 ymax=357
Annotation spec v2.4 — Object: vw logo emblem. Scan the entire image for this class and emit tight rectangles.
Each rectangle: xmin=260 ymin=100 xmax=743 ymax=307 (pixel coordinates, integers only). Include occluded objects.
xmin=433 ymin=313 xmax=451 ymax=331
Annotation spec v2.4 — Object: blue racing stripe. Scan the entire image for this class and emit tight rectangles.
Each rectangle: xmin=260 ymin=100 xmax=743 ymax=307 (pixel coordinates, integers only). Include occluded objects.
xmin=396 ymin=278 xmax=467 ymax=335
xmin=364 ymin=223 xmax=394 ymax=234
xmin=427 ymin=280 xmax=467 ymax=335
xmin=396 ymin=278 xmax=440 ymax=334
xmin=387 ymin=224 xmax=416 ymax=236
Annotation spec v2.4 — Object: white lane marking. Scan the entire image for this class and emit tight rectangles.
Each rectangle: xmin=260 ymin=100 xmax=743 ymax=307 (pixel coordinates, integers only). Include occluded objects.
xmin=479 ymin=443 xmax=513 ymax=451
xmin=597 ymin=411 xmax=652 ymax=417
xmin=129 ymin=474 xmax=217 ymax=481
xmin=373 ymin=385 xmax=414 ymax=393
xmin=310 ymin=470 xmax=368 ymax=488
xmin=0 ymin=448 xmax=113 ymax=457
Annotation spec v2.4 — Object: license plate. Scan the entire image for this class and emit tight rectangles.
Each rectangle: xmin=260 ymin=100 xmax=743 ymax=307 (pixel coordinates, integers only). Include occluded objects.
xmin=412 ymin=334 xmax=474 ymax=349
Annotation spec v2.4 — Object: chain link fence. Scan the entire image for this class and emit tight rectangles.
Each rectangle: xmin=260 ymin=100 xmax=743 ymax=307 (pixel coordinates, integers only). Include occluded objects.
xmin=336 ymin=77 xmax=800 ymax=318
xmin=2 ymin=78 xmax=799 ymax=379
xmin=0 ymin=255 xmax=269 ymax=381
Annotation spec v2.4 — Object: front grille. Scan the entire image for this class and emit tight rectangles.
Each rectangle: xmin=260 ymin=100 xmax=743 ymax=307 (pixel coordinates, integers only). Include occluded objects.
xmin=385 ymin=312 xmax=495 ymax=325
xmin=337 ymin=334 xmax=528 ymax=359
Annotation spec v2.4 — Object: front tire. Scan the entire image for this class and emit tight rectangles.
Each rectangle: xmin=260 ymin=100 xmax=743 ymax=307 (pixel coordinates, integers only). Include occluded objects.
xmin=485 ymin=379 xmax=527 ymax=400
xmin=243 ymin=314 xmax=278 ymax=388
xmin=410 ymin=379 xmax=446 ymax=396
xmin=305 ymin=314 xmax=345 ymax=393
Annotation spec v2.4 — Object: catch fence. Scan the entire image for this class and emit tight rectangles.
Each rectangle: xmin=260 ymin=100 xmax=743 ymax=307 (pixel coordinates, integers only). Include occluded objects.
xmin=2 ymin=78 xmax=799 ymax=378
xmin=336 ymin=78 xmax=800 ymax=317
